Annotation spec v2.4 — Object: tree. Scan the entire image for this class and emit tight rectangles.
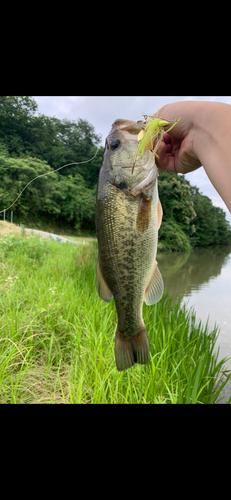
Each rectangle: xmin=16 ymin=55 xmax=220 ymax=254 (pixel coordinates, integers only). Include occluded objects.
xmin=0 ymin=150 xmax=60 ymax=220
xmin=56 ymin=174 xmax=96 ymax=230
xmin=214 ymin=206 xmax=231 ymax=244
xmin=158 ymin=171 xmax=196 ymax=250
xmin=49 ymin=118 xmax=103 ymax=186
xmin=0 ymin=149 xmax=97 ymax=230
xmin=0 ymin=97 xmax=230 ymax=242
xmin=191 ymin=194 xmax=231 ymax=246
xmin=0 ymin=96 xmax=38 ymax=156
xmin=25 ymin=114 xmax=66 ymax=168
xmin=0 ymin=97 xmax=103 ymax=179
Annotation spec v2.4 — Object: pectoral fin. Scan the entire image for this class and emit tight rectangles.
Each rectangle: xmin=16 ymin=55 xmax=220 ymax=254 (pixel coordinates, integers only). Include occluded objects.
xmin=136 ymin=197 xmax=152 ymax=234
xmin=144 ymin=260 xmax=164 ymax=305
xmin=97 ymin=257 xmax=113 ymax=303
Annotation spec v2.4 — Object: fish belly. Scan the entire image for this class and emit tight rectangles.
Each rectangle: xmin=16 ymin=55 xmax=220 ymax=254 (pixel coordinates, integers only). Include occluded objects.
xmin=96 ymin=182 xmax=158 ymax=335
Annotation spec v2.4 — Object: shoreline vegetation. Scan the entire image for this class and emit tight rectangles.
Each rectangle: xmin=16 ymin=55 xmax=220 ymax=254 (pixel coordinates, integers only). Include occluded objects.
xmin=0 ymin=96 xmax=231 ymax=252
xmin=0 ymin=223 xmax=230 ymax=404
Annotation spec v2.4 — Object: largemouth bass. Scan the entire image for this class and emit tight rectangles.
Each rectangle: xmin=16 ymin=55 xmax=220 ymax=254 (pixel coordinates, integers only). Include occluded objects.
xmin=96 ymin=118 xmax=164 ymax=372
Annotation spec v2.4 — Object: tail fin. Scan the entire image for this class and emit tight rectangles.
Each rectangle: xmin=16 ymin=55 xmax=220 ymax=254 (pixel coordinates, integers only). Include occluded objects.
xmin=115 ymin=325 xmax=150 ymax=372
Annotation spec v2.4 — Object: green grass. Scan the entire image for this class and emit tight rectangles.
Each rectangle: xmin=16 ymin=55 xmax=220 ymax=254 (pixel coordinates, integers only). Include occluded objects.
xmin=0 ymin=230 xmax=230 ymax=404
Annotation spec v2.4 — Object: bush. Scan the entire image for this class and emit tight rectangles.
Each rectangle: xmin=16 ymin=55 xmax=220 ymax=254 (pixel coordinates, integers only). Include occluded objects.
xmin=158 ymin=220 xmax=191 ymax=251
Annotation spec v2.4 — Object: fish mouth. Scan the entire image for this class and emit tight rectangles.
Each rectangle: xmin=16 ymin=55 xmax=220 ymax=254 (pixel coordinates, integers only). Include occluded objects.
xmin=108 ymin=118 xmax=158 ymax=195
xmin=110 ymin=118 xmax=155 ymax=170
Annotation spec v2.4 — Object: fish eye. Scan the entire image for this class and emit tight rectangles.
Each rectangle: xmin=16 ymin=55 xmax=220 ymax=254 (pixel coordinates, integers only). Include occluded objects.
xmin=110 ymin=139 xmax=120 ymax=150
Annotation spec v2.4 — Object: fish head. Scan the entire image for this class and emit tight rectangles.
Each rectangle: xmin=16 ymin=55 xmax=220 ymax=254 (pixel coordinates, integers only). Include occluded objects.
xmin=99 ymin=119 xmax=159 ymax=197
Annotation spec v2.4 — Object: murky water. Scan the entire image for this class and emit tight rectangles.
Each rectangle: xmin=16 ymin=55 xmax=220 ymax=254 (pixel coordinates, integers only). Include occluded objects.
xmin=157 ymin=246 xmax=231 ymax=369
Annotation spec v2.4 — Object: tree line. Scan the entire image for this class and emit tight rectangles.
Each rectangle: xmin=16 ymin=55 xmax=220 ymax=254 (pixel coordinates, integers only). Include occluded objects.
xmin=0 ymin=96 xmax=230 ymax=250
xmin=158 ymin=172 xmax=231 ymax=250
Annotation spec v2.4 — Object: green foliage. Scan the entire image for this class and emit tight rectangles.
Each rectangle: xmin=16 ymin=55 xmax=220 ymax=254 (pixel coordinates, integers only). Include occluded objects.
xmin=0 ymin=96 xmax=105 ymax=230
xmin=0 ymin=96 xmax=230 ymax=245
xmin=0 ymin=230 xmax=50 ymax=262
xmin=158 ymin=220 xmax=191 ymax=251
xmin=190 ymin=193 xmax=231 ymax=246
xmin=0 ymin=96 xmax=38 ymax=156
xmin=158 ymin=171 xmax=196 ymax=251
xmin=158 ymin=171 xmax=196 ymax=234
xmin=50 ymin=117 xmax=102 ymax=182
xmin=0 ymin=152 xmax=96 ymax=229
xmin=0 ymin=96 xmax=103 ymax=187
xmin=53 ymin=174 xmax=97 ymax=230
xmin=158 ymin=170 xmax=231 ymax=250
xmin=0 ymin=153 xmax=55 ymax=218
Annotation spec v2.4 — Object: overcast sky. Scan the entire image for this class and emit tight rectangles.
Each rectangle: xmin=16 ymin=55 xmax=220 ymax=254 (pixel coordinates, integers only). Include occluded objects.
xmin=32 ymin=96 xmax=231 ymax=223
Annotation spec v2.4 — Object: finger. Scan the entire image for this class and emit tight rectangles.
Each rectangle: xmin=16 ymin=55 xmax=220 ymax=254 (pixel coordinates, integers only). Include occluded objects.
xmin=161 ymin=133 xmax=181 ymax=155
xmin=155 ymin=141 xmax=178 ymax=173
xmin=165 ymin=143 xmax=173 ymax=154
xmin=162 ymin=133 xmax=172 ymax=144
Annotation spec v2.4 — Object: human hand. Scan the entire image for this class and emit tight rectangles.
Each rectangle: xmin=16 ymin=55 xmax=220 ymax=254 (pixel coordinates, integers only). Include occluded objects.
xmin=154 ymin=101 xmax=203 ymax=174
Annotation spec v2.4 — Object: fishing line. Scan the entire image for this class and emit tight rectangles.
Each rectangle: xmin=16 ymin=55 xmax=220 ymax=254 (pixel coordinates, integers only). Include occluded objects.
xmin=0 ymin=149 xmax=99 ymax=214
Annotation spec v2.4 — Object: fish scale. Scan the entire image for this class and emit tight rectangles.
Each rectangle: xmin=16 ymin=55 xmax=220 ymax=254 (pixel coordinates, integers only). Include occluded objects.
xmin=96 ymin=119 xmax=164 ymax=371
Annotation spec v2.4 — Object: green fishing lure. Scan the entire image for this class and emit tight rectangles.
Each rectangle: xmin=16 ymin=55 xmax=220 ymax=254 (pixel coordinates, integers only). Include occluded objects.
xmin=132 ymin=113 xmax=180 ymax=172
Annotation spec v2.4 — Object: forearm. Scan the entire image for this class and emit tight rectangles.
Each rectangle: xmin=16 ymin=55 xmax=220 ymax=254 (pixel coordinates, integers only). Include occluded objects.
xmin=193 ymin=102 xmax=231 ymax=212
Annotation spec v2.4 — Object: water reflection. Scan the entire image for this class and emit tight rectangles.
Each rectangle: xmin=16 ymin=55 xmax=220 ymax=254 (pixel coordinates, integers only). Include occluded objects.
xmin=157 ymin=245 xmax=231 ymax=368
xmin=158 ymin=246 xmax=231 ymax=299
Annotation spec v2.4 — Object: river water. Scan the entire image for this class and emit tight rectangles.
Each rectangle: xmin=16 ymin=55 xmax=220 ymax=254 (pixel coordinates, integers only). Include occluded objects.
xmin=157 ymin=246 xmax=231 ymax=369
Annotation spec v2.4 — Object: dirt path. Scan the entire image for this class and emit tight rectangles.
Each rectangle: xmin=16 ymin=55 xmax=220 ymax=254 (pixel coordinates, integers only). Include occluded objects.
xmin=25 ymin=228 xmax=80 ymax=244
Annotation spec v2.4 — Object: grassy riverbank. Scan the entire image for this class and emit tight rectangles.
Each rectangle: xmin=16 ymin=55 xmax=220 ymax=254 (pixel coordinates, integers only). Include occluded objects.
xmin=0 ymin=224 xmax=230 ymax=404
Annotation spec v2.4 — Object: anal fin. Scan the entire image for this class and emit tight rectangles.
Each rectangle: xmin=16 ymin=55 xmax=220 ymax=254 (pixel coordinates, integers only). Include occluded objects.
xmin=144 ymin=260 xmax=164 ymax=305
xmin=97 ymin=257 xmax=113 ymax=303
